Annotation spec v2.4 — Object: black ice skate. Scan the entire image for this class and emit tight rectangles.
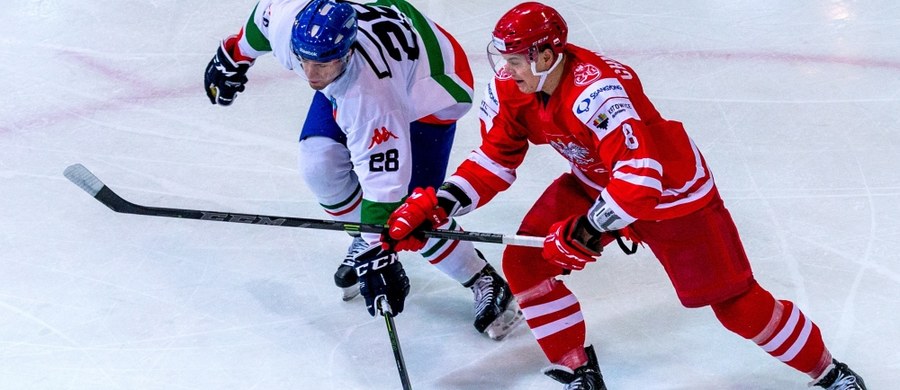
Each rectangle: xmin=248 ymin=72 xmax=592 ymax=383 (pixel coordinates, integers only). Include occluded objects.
xmin=811 ymin=359 xmax=867 ymax=390
xmin=333 ymin=236 xmax=368 ymax=301
xmin=463 ymin=261 xmax=524 ymax=340
xmin=543 ymin=345 xmax=607 ymax=390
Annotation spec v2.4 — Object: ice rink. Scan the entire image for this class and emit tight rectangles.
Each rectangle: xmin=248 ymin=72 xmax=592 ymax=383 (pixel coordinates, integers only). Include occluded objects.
xmin=2 ymin=0 xmax=898 ymax=388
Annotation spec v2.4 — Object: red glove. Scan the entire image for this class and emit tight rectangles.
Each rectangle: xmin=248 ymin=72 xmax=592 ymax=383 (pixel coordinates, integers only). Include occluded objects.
xmin=542 ymin=215 xmax=604 ymax=271
xmin=383 ymin=187 xmax=449 ymax=252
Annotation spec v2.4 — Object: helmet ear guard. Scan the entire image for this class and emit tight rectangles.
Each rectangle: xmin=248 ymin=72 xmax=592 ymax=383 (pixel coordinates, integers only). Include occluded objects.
xmin=291 ymin=0 xmax=358 ymax=62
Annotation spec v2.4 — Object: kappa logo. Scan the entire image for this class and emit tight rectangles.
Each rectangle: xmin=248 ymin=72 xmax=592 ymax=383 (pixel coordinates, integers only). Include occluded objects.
xmin=368 ymin=127 xmax=399 ymax=149
xmin=574 ymin=63 xmax=601 ymax=86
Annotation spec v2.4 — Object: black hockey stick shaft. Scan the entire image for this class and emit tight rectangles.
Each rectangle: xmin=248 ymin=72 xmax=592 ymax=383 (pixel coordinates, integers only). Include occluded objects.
xmin=63 ymin=164 xmax=544 ymax=247
xmin=379 ymin=298 xmax=412 ymax=390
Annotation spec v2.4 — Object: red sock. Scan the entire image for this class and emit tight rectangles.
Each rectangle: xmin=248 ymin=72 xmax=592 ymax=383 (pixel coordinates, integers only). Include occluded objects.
xmin=712 ymin=283 xmax=832 ymax=377
xmin=518 ymin=279 xmax=587 ymax=368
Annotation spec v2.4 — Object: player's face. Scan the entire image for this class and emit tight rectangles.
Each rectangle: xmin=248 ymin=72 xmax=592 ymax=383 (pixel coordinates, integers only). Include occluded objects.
xmin=300 ymin=58 xmax=345 ymax=90
xmin=501 ymin=53 xmax=542 ymax=94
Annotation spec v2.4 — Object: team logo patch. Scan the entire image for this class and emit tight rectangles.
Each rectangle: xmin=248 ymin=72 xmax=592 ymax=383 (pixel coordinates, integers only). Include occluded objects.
xmin=368 ymin=127 xmax=399 ymax=149
xmin=330 ymin=97 xmax=338 ymax=119
xmin=496 ymin=67 xmax=513 ymax=80
xmin=574 ymin=63 xmax=601 ymax=86
xmin=592 ymin=113 xmax=609 ymax=129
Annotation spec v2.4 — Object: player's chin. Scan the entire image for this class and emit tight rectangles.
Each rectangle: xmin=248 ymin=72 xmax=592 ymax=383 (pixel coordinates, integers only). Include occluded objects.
xmin=514 ymin=80 xmax=533 ymax=93
xmin=308 ymin=81 xmax=328 ymax=90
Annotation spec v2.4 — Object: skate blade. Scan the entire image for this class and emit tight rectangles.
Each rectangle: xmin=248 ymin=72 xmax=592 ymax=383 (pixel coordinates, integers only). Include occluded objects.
xmin=485 ymin=303 xmax=525 ymax=341
xmin=341 ymin=285 xmax=360 ymax=301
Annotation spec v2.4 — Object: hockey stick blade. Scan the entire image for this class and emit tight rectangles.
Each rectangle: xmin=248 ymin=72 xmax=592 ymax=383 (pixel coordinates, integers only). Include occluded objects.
xmin=64 ymin=163 xmax=104 ymax=197
xmin=63 ymin=164 xmax=545 ymax=247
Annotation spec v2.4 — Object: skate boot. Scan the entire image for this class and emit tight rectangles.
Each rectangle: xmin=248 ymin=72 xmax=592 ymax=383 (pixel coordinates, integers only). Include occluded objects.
xmin=811 ymin=359 xmax=866 ymax=390
xmin=334 ymin=235 xmax=367 ymax=301
xmin=463 ymin=261 xmax=524 ymax=340
xmin=543 ymin=345 xmax=607 ymax=390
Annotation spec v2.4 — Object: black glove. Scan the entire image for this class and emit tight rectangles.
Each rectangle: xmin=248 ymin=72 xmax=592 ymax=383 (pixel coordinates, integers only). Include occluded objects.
xmin=204 ymin=38 xmax=252 ymax=106
xmin=355 ymin=245 xmax=410 ymax=317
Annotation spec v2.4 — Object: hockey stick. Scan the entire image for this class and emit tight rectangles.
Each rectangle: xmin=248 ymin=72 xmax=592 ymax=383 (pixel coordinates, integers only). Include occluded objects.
xmin=63 ymin=164 xmax=545 ymax=247
xmin=378 ymin=297 xmax=412 ymax=390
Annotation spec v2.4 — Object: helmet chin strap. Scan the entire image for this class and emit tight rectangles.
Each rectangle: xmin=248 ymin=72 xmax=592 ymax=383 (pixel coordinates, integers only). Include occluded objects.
xmin=530 ymin=53 xmax=564 ymax=92
xmin=334 ymin=51 xmax=353 ymax=82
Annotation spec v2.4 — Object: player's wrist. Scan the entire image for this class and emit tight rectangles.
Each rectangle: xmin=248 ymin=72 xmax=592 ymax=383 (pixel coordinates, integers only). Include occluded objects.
xmin=222 ymin=35 xmax=255 ymax=64
xmin=573 ymin=216 xmax=603 ymax=254
xmin=437 ymin=182 xmax=470 ymax=217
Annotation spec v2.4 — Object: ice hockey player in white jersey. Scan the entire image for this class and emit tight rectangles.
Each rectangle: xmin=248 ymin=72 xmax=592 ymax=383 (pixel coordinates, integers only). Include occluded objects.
xmin=203 ymin=0 xmax=523 ymax=339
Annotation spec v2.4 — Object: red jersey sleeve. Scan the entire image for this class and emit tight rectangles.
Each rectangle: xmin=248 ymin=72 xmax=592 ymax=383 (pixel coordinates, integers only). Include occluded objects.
xmin=446 ymin=77 xmax=533 ymax=213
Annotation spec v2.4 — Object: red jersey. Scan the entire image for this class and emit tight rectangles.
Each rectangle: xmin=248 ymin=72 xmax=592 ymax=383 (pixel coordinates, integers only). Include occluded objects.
xmin=446 ymin=44 xmax=718 ymax=225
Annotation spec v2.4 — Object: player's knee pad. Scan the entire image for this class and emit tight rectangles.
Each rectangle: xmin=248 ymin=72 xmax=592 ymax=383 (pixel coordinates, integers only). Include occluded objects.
xmin=298 ymin=136 xmax=358 ymax=200
xmin=501 ymin=245 xmax=546 ymax=294
xmin=514 ymin=278 xmax=560 ymax=307
xmin=501 ymin=242 xmax=570 ymax=297
xmin=710 ymin=281 xmax=776 ymax=339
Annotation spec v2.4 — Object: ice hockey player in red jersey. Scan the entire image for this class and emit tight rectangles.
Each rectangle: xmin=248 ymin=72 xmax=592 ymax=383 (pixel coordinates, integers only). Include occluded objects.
xmin=383 ymin=2 xmax=866 ymax=389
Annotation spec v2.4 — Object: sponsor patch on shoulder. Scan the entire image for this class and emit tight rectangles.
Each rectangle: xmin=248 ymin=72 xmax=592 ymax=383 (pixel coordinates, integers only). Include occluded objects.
xmin=479 ymin=80 xmax=501 ymax=132
xmin=572 ymin=78 xmax=628 ymax=123
xmin=572 ymin=78 xmax=638 ymax=140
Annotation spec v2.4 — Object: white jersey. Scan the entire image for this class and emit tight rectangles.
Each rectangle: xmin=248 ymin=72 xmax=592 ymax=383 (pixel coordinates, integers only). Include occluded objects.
xmin=232 ymin=0 xmax=474 ymax=226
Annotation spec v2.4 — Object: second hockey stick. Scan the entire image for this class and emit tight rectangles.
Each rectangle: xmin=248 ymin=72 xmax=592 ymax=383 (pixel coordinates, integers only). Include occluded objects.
xmin=377 ymin=297 xmax=412 ymax=390
xmin=63 ymin=164 xmax=544 ymax=248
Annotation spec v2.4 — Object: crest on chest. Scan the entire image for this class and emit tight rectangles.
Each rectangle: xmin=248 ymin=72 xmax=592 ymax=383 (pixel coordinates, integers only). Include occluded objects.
xmin=549 ymin=138 xmax=595 ymax=166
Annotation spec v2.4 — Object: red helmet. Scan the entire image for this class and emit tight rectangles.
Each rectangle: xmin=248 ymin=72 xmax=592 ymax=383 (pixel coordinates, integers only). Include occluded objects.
xmin=491 ymin=2 xmax=568 ymax=57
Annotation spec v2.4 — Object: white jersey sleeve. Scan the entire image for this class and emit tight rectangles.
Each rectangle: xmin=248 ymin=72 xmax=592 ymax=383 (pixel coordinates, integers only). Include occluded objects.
xmin=234 ymin=0 xmax=311 ymax=71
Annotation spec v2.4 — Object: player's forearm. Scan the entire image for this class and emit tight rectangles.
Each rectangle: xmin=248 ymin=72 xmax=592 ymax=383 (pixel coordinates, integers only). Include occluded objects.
xmin=231 ymin=2 xmax=272 ymax=61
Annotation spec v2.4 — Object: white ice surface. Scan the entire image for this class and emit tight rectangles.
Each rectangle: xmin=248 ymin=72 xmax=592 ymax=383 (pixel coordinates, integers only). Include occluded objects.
xmin=1 ymin=1 xmax=898 ymax=389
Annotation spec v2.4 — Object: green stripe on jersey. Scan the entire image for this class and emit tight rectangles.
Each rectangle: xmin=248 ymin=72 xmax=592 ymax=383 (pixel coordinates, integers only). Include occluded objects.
xmin=361 ymin=199 xmax=404 ymax=225
xmin=320 ymin=185 xmax=362 ymax=211
xmin=245 ymin=4 xmax=272 ymax=52
xmin=373 ymin=0 xmax=471 ymax=103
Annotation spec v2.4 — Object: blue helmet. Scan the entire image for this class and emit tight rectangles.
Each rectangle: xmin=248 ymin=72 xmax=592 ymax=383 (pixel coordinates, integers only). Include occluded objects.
xmin=291 ymin=0 xmax=358 ymax=62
